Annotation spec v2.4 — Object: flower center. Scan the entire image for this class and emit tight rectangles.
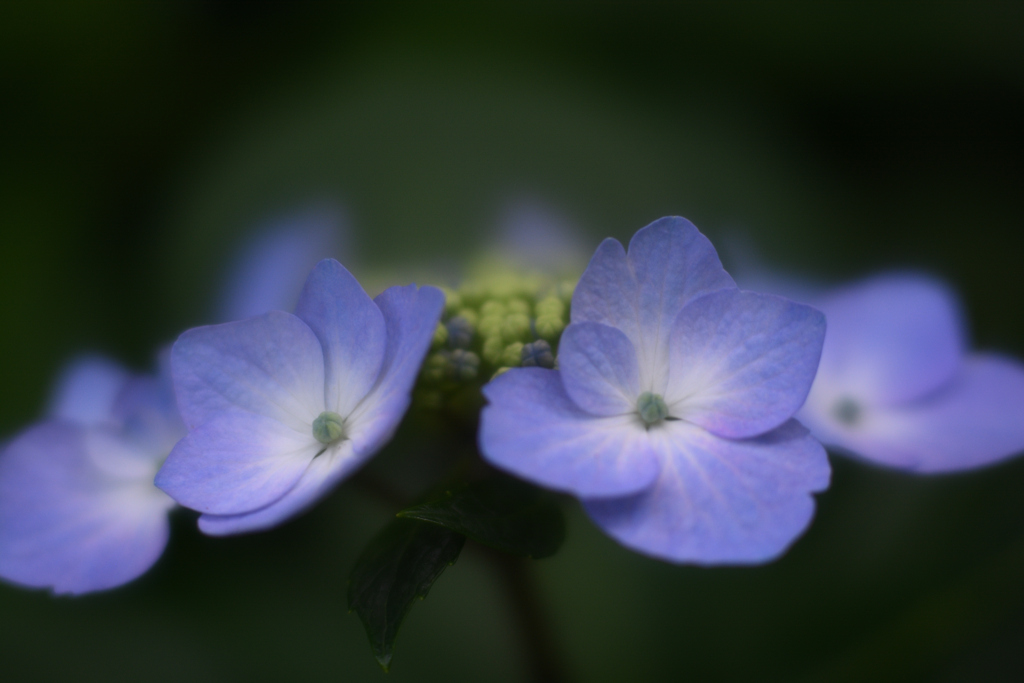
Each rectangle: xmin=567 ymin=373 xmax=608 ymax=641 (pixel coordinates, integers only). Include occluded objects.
xmin=637 ymin=392 xmax=669 ymax=426
xmin=312 ymin=411 xmax=347 ymax=444
xmin=832 ymin=397 xmax=861 ymax=426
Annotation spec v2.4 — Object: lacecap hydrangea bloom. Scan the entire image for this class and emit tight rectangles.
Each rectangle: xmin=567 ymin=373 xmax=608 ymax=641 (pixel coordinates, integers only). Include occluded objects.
xmin=0 ymin=355 xmax=182 ymax=594
xmin=480 ymin=217 xmax=830 ymax=564
xmin=797 ymin=272 xmax=1024 ymax=472
xmin=156 ymin=259 xmax=443 ymax=535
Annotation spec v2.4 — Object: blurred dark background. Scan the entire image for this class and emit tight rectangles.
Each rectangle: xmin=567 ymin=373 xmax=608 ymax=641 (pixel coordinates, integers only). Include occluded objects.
xmin=3 ymin=2 xmax=1024 ymax=681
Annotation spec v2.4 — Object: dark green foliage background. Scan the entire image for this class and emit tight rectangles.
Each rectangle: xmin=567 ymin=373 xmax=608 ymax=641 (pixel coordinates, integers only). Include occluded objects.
xmin=3 ymin=2 xmax=1024 ymax=680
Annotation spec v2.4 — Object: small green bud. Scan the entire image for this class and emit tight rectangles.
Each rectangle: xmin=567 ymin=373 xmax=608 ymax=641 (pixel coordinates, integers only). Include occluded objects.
xmin=485 ymin=273 xmax=522 ymax=300
xmin=535 ymin=295 xmax=565 ymax=318
xmin=480 ymin=300 xmax=507 ymax=318
xmin=477 ymin=314 xmax=505 ymax=339
xmin=492 ymin=367 xmax=511 ymax=379
xmin=482 ymin=336 xmax=506 ymax=365
xmin=534 ymin=314 xmax=565 ymax=341
xmin=448 ymin=349 xmax=480 ymax=381
xmin=556 ymin=280 xmax=576 ymax=303
xmin=506 ymin=298 xmax=530 ymax=315
xmin=312 ymin=411 xmax=347 ymax=444
xmin=440 ymin=287 xmax=462 ymax=316
xmin=521 ymin=340 xmax=555 ymax=369
xmin=501 ymin=312 xmax=532 ymax=342
xmin=431 ymin=322 xmax=449 ymax=349
xmin=637 ymin=392 xmax=669 ymax=425
xmin=421 ymin=352 xmax=450 ymax=382
xmin=458 ymin=281 xmax=488 ymax=307
xmin=455 ymin=308 xmax=478 ymax=327
xmin=502 ymin=342 xmax=524 ymax=367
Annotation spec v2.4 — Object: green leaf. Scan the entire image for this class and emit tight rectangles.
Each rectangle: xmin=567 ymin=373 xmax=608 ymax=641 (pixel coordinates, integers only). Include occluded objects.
xmin=397 ymin=475 xmax=566 ymax=559
xmin=347 ymin=518 xmax=465 ymax=671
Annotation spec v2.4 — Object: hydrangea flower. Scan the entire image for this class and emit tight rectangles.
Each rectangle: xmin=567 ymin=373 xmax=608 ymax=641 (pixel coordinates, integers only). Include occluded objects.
xmin=0 ymin=356 xmax=182 ymax=594
xmin=156 ymin=259 xmax=443 ymax=535
xmin=480 ymin=217 xmax=830 ymax=564
xmin=797 ymin=273 xmax=1024 ymax=472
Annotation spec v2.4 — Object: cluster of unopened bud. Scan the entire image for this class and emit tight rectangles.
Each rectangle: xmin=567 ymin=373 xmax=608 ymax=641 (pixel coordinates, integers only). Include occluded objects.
xmin=415 ymin=262 xmax=577 ymax=414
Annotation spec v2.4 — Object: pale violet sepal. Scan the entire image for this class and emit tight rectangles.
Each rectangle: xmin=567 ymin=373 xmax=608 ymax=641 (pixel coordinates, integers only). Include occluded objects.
xmin=47 ymin=355 xmax=130 ymax=426
xmin=219 ymin=206 xmax=348 ymax=321
xmin=810 ymin=273 xmax=964 ymax=406
xmin=665 ymin=289 xmax=825 ymax=439
xmin=585 ymin=420 xmax=829 ymax=564
xmin=157 ymin=259 xmax=443 ymax=534
xmin=557 ymin=322 xmax=641 ymax=417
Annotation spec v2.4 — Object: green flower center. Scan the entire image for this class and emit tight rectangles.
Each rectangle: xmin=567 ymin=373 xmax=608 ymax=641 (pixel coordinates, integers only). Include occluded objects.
xmin=637 ymin=392 xmax=669 ymax=426
xmin=312 ymin=411 xmax=347 ymax=444
xmin=832 ymin=397 xmax=862 ymax=426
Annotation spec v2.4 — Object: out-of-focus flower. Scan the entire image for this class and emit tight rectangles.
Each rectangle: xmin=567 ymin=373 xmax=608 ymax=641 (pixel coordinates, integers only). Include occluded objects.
xmin=0 ymin=356 xmax=182 ymax=594
xmin=218 ymin=206 xmax=348 ymax=321
xmin=492 ymin=197 xmax=589 ymax=275
xmin=480 ymin=217 xmax=830 ymax=564
xmin=156 ymin=259 xmax=443 ymax=535
xmin=798 ymin=273 xmax=1024 ymax=472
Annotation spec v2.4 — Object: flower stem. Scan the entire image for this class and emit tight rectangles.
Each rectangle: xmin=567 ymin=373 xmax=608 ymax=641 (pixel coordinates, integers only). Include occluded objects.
xmin=479 ymin=547 xmax=570 ymax=683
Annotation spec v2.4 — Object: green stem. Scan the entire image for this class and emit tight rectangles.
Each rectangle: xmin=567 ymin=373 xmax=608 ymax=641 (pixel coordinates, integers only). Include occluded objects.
xmin=479 ymin=547 xmax=570 ymax=683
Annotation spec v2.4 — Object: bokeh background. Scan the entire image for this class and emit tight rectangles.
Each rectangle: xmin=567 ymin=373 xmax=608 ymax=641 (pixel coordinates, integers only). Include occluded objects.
xmin=3 ymin=2 xmax=1024 ymax=681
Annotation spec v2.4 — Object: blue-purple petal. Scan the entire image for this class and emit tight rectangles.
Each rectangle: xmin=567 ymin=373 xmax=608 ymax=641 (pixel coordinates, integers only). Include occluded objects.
xmin=171 ymin=311 xmax=325 ymax=432
xmin=110 ymin=374 xmax=186 ymax=456
xmin=294 ymin=259 xmax=386 ymax=417
xmin=198 ymin=440 xmax=360 ymax=535
xmin=812 ymin=273 xmax=965 ymax=406
xmin=219 ymin=207 xmax=346 ymax=321
xmin=47 ymin=355 xmax=129 ymax=426
xmin=155 ymin=412 xmax=320 ymax=515
xmin=584 ymin=419 xmax=829 ymax=564
xmin=558 ymin=322 xmax=640 ymax=416
xmin=346 ymin=284 xmax=445 ymax=456
xmin=0 ymin=422 xmax=173 ymax=595
xmin=667 ymin=290 xmax=825 ymax=439
xmin=572 ymin=217 xmax=736 ymax=387
xmin=480 ymin=368 xmax=660 ymax=498
xmin=801 ymin=354 xmax=1024 ymax=472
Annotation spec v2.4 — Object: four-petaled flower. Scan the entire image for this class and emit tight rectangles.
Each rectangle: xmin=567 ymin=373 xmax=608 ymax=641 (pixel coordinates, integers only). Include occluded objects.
xmin=156 ymin=259 xmax=443 ymax=535
xmin=480 ymin=217 xmax=830 ymax=563
xmin=0 ymin=356 xmax=182 ymax=594
xmin=797 ymin=273 xmax=1024 ymax=472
